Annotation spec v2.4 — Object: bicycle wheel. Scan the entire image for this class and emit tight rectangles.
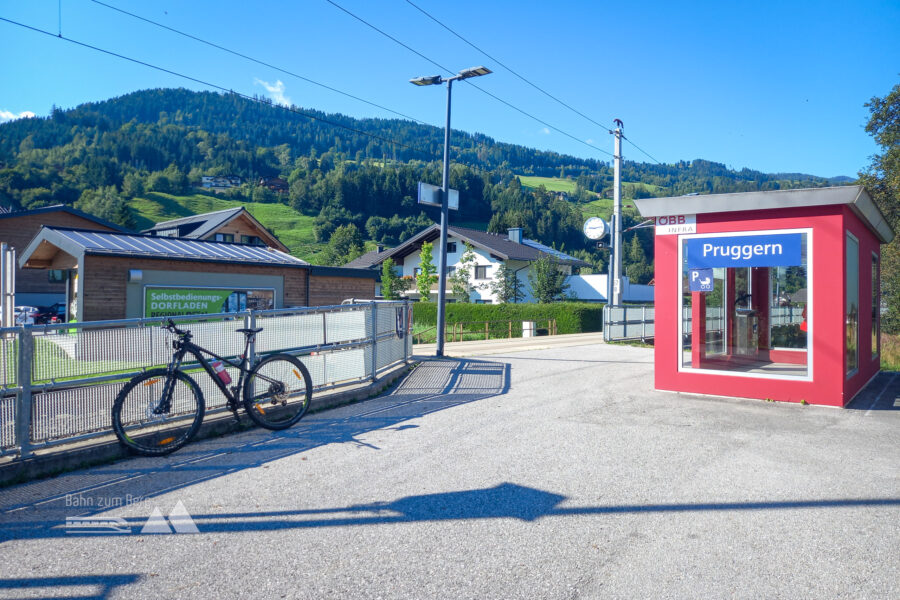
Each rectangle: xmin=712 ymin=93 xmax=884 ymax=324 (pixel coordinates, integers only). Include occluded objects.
xmin=243 ymin=353 xmax=312 ymax=430
xmin=111 ymin=368 xmax=205 ymax=456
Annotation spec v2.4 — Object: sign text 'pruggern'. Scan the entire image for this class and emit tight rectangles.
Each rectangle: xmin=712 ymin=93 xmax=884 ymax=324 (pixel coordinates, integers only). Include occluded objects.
xmin=686 ymin=233 xmax=803 ymax=268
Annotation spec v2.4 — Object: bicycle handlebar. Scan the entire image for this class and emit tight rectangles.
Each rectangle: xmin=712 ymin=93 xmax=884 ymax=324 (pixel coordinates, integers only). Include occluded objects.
xmin=165 ymin=318 xmax=189 ymax=336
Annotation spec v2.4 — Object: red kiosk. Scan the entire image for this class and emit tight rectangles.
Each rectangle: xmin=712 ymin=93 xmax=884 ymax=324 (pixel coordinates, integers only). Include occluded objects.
xmin=634 ymin=186 xmax=893 ymax=407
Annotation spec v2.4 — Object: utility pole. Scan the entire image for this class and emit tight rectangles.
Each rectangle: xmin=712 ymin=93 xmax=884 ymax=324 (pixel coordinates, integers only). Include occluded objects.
xmin=611 ymin=120 xmax=624 ymax=306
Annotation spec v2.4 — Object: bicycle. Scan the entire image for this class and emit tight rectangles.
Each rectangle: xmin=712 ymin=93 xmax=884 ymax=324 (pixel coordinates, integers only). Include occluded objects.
xmin=111 ymin=319 xmax=313 ymax=456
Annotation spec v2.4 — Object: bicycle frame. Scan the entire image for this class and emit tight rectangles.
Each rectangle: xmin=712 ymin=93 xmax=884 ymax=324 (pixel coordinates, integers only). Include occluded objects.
xmin=161 ymin=332 xmax=254 ymax=411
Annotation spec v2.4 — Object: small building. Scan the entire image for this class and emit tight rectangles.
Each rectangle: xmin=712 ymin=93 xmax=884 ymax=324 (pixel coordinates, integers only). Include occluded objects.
xmin=200 ymin=175 xmax=241 ymax=191
xmin=143 ymin=206 xmax=288 ymax=253
xmin=346 ymin=225 xmax=589 ymax=302
xmin=19 ymin=227 xmax=376 ymax=321
xmin=0 ymin=205 xmax=128 ymax=307
xmin=634 ymin=185 xmax=893 ymax=407
xmin=565 ymin=274 xmax=654 ymax=303
xmin=258 ymin=177 xmax=288 ymax=193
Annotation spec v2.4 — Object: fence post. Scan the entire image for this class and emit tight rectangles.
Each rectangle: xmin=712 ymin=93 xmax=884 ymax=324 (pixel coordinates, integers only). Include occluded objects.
xmin=485 ymin=321 xmax=489 ymax=341
xmin=603 ymin=305 xmax=609 ymax=342
xmin=15 ymin=327 xmax=33 ymax=459
xmin=370 ymin=301 xmax=378 ymax=382
xmin=642 ymin=306 xmax=646 ymax=342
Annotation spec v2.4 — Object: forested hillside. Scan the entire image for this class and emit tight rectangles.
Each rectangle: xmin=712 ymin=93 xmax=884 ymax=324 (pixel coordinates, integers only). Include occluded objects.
xmin=0 ymin=88 xmax=840 ymax=274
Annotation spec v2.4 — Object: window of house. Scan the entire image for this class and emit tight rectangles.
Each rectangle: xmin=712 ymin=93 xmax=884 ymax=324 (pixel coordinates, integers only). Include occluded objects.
xmin=679 ymin=229 xmax=811 ymax=380
xmin=241 ymin=235 xmax=263 ymax=246
xmin=475 ymin=299 xmax=492 ymax=304
xmin=474 ymin=265 xmax=489 ymax=280
xmin=873 ymin=252 xmax=880 ymax=359
xmin=446 ymin=242 xmax=457 ymax=254
xmin=48 ymin=270 xmax=66 ymax=283
xmin=215 ymin=233 xmax=234 ymax=243
xmin=846 ymin=233 xmax=859 ymax=375
xmin=413 ymin=267 xmax=422 ymax=277
xmin=446 ymin=266 xmax=456 ymax=275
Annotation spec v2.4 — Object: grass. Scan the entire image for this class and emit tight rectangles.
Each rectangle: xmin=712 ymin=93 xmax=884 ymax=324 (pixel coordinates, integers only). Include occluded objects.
xmin=880 ymin=333 xmax=900 ymax=371
xmin=517 ymin=175 xmax=579 ymax=193
xmin=128 ymin=192 xmax=323 ymax=261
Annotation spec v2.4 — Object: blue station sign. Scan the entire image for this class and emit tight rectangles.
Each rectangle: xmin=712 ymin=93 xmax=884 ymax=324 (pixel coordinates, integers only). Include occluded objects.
xmin=686 ymin=233 xmax=803 ymax=269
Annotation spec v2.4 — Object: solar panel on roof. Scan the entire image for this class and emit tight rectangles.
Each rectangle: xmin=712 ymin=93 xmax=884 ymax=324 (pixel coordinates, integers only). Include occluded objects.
xmin=45 ymin=227 xmax=306 ymax=266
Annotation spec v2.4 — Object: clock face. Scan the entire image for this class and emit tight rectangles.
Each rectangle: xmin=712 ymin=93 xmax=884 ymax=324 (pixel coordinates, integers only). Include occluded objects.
xmin=583 ymin=217 xmax=608 ymax=240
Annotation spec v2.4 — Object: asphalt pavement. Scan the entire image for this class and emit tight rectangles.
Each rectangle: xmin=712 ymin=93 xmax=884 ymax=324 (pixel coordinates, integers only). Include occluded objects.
xmin=1 ymin=341 xmax=898 ymax=599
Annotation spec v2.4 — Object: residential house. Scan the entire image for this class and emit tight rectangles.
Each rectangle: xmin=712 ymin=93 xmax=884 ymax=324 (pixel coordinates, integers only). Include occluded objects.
xmin=258 ymin=177 xmax=288 ymax=193
xmin=200 ymin=175 xmax=241 ymax=192
xmin=143 ymin=206 xmax=289 ymax=253
xmin=346 ymin=225 xmax=589 ymax=303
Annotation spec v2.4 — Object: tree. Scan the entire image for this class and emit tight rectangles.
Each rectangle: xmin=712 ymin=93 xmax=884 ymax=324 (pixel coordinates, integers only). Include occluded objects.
xmin=319 ymin=223 xmax=364 ymax=266
xmin=121 ymin=171 xmax=145 ymax=198
xmin=381 ymin=258 xmax=401 ymax=300
xmin=416 ymin=241 xmax=438 ymax=301
xmin=74 ymin=185 xmax=136 ymax=229
xmin=527 ymin=255 xmax=570 ymax=303
xmin=490 ymin=263 xmax=524 ymax=303
xmin=448 ymin=242 xmax=477 ymax=302
xmin=624 ymin=235 xmax=653 ymax=284
xmin=859 ymin=81 xmax=900 ymax=332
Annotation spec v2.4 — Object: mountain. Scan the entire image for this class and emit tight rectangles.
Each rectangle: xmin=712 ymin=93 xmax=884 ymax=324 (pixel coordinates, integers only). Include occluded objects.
xmin=0 ymin=88 xmax=841 ymax=273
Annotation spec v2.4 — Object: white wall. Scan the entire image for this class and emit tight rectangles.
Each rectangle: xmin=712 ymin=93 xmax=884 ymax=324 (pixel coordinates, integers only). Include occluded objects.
xmin=564 ymin=274 xmax=654 ymax=303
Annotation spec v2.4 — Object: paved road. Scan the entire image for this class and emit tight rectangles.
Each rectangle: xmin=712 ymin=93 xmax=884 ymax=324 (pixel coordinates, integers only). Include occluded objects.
xmin=1 ymin=343 xmax=898 ymax=599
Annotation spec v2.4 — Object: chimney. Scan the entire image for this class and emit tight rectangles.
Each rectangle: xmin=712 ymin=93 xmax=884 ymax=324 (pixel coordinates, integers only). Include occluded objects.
xmin=376 ymin=243 xmax=384 ymax=253
xmin=508 ymin=228 xmax=523 ymax=244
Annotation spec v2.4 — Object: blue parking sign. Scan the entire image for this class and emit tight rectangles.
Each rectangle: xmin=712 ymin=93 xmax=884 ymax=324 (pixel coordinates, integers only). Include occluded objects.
xmin=689 ymin=268 xmax=714 ymax=292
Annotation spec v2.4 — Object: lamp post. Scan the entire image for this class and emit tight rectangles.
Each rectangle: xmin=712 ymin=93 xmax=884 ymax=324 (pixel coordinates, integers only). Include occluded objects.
xmin=410 ymin=66 xmax=491 ymax=357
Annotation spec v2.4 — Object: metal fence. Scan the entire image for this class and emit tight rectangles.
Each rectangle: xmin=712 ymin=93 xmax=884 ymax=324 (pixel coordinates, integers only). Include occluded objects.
xmin=603 ymin=304 xmax=805 ymax=344
xmin=604 ymin=304 xmax=654 ymax=342
xmin=0 ymin=300 xmax=413 ymax=459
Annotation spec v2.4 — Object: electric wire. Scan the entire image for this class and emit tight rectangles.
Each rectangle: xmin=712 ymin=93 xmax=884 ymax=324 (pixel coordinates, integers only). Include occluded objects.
xmin=404 ymin=0 xmax=609 ymax=132
xmin=324 ymin=0 xmax=614 ymax=159
xmin=0 ymin=16 xmax=434 ymax=159
xmin=86 ymin=0 xmax=430 ymax=126
xmin=404 ymin=0 xmax=664 ymax=164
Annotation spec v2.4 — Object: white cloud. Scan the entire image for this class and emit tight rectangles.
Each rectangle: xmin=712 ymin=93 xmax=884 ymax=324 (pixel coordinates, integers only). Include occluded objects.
xmin=585 ymin=138 xmax=595 ymax=145
xmin=540 ymin=127 xmax=551 ymax=135
xmin=253 ymin=78 xmax=291 ymax=107
xmin=0 ymin=110 xmax=36 ymax=123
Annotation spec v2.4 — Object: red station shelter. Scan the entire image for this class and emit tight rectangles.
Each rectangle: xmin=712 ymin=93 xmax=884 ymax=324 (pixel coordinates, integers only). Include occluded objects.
xmin=634 ymin=186 xmax=894 ymax=407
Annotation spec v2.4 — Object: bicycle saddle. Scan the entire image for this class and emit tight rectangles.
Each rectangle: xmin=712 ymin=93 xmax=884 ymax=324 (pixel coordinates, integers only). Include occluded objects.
xmin=236 ymin=327 xmax=264 ymax=335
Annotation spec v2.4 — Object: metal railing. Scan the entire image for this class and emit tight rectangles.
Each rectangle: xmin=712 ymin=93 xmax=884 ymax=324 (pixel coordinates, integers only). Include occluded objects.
xmin=0 ymin=300 xmax=413 ymax=460
xmin=604 ymin=304 xmax=654 ymax=342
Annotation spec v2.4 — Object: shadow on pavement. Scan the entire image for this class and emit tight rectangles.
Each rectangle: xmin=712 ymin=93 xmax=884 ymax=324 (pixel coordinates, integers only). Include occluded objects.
xmin=0 ymin=358 xmax=510 ymax=542
xmin=0 ymin=574 xmax=141 ymax=599
xmin=846 ymin=371 xmax=900 ymax=411
xmin=7 ymin=482 xmax=899 ymax=538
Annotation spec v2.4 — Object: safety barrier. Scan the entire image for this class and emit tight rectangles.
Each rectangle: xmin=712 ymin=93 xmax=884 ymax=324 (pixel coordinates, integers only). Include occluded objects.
xmin=603 ymin=304 xmax=654 ymax=342
xmin=0 ymin=301 xmax=413 ymax=459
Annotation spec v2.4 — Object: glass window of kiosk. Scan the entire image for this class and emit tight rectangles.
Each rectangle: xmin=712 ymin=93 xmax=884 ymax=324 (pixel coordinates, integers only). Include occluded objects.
xmin=680 ymin=230 xmax=810 ymax=378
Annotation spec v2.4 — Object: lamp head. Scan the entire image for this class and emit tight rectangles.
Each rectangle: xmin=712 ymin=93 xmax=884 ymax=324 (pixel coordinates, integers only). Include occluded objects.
xmin=409 ymin=75 xmax=443 ymax=86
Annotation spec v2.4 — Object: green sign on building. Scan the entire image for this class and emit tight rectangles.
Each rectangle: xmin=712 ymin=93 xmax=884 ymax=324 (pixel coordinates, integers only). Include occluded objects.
xmin=144 ymin=288 xmax=238 ymax=318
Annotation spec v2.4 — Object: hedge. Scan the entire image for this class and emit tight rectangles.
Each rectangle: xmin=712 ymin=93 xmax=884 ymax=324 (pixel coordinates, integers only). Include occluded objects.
xmin=412 ymin=302 xmax=604 ymax=335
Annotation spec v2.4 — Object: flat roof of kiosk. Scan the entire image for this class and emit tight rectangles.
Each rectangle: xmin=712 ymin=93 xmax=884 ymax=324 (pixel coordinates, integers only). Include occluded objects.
xmin=633 ymin=185 xmax=894 ymax=244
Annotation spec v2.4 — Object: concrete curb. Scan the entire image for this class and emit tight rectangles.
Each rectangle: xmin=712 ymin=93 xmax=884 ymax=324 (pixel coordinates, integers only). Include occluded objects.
xmin=0 ymin=361 xmax=416 ymax=487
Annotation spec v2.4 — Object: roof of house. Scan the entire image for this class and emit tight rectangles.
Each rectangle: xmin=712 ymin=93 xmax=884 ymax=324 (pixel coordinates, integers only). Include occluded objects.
xmin=359 ymin=224 xmax=589 ymax=268
xmin=19 ymin=226 xmax=309 ymax=269
xmin=634 ymin=185 xmax=894 ymax=244
xmin=0 ymin=204 xmax=132 ymax=233
xmin=344 ymin=248 xmax=393 ymax=269
xmin=143 ymin=206 xmax=289 ymax=252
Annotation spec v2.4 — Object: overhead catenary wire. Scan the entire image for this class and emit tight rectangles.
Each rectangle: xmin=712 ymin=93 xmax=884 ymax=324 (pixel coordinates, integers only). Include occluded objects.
xmin=86 ymin=0 xmax=430 ymax=126
xmin=623 ymin=136 xmax=662 ymax=165
xmin=0 ymin=16 xmax=433 ymax=159
xmin=324 ymin=0 xmax=614 ymax=159
xmin=404 ymin=0 xmax=609 ymax=132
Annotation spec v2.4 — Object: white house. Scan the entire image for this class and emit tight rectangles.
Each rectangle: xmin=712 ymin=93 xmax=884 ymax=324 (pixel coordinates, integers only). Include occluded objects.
xmin=345 ymin=225 xmax=589 ymax=303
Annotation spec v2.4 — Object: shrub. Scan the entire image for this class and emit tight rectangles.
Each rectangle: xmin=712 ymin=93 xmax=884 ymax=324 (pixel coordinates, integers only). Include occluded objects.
xmin=412 ymin=302 xmax=604 ymax=336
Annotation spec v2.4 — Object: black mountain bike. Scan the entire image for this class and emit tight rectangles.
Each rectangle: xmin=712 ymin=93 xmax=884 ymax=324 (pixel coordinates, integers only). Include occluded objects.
xmin=111 ymin=319 xmax=313 ymax=456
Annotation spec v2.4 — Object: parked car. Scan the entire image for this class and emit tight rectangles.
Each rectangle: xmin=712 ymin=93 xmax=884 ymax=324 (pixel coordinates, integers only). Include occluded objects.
xmin=36 ymin=303 xmax=66 ymax=324
xmin=14 ymin=305 xmax=39 ymax=325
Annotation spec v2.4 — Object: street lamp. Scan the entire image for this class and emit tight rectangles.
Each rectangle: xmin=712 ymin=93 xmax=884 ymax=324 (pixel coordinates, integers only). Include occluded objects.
xmin=410 ymin=65 xmax=491 ymax=357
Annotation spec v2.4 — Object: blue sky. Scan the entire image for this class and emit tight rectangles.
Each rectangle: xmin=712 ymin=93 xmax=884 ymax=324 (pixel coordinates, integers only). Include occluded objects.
xmin=1 ymin=0 xmax=898 ymax=178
